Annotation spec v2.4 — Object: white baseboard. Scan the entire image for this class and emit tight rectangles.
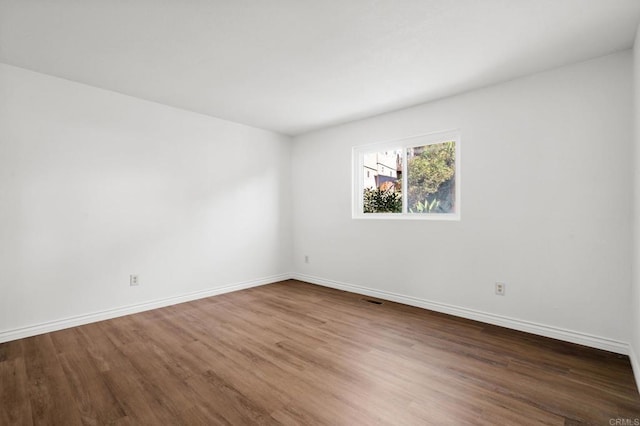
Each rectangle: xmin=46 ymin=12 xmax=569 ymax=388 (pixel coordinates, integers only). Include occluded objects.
xmin=2 ymin=272 xmax=632 ymax=358
xmin=0 ymin=273 xmax=290 ymax=344
xmin=292 ymin=273 xmax=630 ymax=355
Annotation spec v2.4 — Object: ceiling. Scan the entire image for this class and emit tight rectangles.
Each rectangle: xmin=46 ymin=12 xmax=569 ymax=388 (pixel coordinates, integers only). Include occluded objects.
xmin=1 ymin=1 xmax=640 ymax=136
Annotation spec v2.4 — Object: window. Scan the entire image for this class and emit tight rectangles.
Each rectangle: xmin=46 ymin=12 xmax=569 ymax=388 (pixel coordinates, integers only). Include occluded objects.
xmin=353 ymin=130 xmax=460 ymax=220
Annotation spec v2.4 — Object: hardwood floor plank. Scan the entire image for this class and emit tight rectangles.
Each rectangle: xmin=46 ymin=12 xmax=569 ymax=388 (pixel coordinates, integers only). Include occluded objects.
xmin=0 ymin=338 xmax=23 ymax=363
xmin=115 ymin=341 xmax=200 ymax=422
xmin=180 ymin=340 xmax=291 ymax=411
xmin=57 ymin=349 xmax=126 ymax=425
xmin=96 ymin=315 xmax=145 ymax=348
xmin=184 ymin=371 xmax=276 ymax=425
xmin=179 ymin=403 xmax=233 ymax=426
xmin=101 ymin=367 xmax=166 ymax=425
xmin=22 ymin=334 xmax=83 ymax=426
xmin=49 ymin=327 xmax=86 ymax=355
xmin=2 ymin=279 xmax=639 ymax=425
xmin=0 ymin=357 xmax=33 ymax=426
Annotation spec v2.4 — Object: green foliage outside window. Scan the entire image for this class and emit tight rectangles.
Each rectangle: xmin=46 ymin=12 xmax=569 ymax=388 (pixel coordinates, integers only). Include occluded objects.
xmin=408 ymin=141 xmax=455 ymax=213
xmin=363 ymin=187 xmax=402 ymax=213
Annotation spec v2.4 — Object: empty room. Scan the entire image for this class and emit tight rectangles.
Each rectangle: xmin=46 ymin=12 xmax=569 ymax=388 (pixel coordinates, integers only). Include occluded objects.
xmin=3 ymin=0 xmax=640 ymax=424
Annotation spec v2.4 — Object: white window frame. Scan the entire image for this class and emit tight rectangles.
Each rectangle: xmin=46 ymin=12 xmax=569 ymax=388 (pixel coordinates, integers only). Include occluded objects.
xmin=352 ymin=130 xmax=461 ymax=220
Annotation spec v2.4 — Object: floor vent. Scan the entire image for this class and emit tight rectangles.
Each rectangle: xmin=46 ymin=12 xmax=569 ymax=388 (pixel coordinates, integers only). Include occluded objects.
xmin=362 ymin=298 xmax=383 ymax=305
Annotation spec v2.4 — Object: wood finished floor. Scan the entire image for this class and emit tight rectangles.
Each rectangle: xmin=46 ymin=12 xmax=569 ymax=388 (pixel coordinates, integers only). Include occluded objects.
xmin=1 ymin=280 xmax=639 ymax=425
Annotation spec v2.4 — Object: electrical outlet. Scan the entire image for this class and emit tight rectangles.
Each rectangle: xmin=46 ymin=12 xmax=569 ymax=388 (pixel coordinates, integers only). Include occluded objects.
xmin=495 ymin=282 xmax=505 ymax=296
xmin=304 ymin=255 xmax=309 ymax=264
xmin=130 ymin=274 xmax=139 ymax=286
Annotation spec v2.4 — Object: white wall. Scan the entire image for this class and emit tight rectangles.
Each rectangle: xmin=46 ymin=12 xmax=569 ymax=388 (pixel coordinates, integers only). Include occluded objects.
xmin=292 ymin=51 xmax=633 ymax=352
xmin=0 ymin=64 xmax=292 ymax=339
xmin=631 ymin=27 xmax=640 ymax=385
